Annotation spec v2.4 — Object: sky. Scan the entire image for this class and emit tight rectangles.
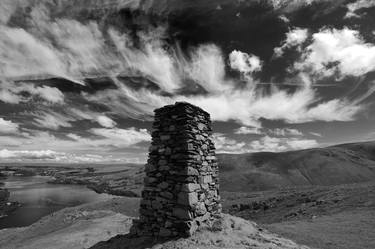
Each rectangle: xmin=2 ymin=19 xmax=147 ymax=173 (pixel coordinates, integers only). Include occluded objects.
xmin=1 ymin=0 xmax=375 ymax=164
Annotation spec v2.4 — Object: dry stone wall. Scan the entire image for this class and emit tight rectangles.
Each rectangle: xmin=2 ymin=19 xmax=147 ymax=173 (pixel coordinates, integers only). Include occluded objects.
xmin=132 ymin=102 xmax=221 ymax=237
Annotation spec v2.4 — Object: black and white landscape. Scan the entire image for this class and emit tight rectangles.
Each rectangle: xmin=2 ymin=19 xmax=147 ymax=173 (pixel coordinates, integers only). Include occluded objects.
xmin=0 ymin=1 xmax=375 ymax=249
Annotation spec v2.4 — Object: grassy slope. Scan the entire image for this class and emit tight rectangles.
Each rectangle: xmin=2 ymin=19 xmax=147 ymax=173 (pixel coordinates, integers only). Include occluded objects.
xmin=266 ymin=209 xmax=375 ymax=249
xmin=218 ymin=141 xmax=375 ymax=192
xmin=222 ymin=181 xmax=375 ymax=249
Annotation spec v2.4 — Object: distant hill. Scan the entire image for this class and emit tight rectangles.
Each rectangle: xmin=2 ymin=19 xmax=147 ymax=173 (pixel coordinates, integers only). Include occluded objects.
xmin=217 ymin=141 xmax=375 ymax=192
xmin=3 ymin=141 xmax=375 ymax=195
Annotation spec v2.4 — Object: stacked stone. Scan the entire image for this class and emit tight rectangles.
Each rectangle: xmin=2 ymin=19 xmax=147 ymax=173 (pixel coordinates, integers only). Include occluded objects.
xmin=133 ymin=102 xmax=221 ymax=237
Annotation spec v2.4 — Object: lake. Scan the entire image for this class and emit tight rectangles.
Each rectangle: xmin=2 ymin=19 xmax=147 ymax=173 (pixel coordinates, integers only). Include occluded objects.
xmin=0 ymin=175 xmax=113 ymax=229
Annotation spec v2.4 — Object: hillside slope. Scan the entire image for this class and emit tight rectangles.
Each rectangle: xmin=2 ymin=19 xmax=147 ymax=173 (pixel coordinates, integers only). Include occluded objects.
xmin=0 ymin=197 xmax=309 ymax=249
xmin=218 ymin=141 xmax=375 ymax=192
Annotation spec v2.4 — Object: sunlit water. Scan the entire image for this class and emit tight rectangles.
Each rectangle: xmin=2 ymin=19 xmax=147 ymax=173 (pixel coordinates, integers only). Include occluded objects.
xmin=0 ymin=175 xmax=113 ymax=229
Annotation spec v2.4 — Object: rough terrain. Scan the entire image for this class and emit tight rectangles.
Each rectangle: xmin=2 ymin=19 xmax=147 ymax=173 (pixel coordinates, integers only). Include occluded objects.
xmin=0 ymin=197 xmax=309 ymax=249
xmin=91 ymin=213 xmax=309 ymax=249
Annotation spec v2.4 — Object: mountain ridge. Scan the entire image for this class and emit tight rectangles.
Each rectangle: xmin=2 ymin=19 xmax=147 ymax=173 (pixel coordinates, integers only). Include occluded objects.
xmin=218 ymin=140 xmax=375 ymax=192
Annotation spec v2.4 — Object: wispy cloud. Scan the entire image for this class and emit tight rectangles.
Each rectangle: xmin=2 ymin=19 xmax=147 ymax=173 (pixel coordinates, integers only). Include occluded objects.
xmin=0 ymin=80 xmax=64 ymax=104
xmin=32 ymin=112 xmax=73 ymax=130
xmin=0 ymin=2 xmax=367 ymax=130
xmin=0 ymin=1 xmax=372 ymax=163
xmin=89 ymin=127 xmax=150 ymax=147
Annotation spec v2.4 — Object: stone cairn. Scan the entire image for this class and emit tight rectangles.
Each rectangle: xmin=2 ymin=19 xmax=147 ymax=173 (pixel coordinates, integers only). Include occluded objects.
xmin=132 ymin=102 xmax=221 ymax=237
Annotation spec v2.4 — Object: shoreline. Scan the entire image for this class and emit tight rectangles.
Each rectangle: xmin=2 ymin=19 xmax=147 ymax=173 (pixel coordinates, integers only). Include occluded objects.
xmin=0 ymin=165 xmax=144 ymax=198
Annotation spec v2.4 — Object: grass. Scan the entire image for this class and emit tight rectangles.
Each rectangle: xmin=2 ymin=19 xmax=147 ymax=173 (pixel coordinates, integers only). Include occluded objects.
xmin=266 ymin=209 xmax=375 ymax=249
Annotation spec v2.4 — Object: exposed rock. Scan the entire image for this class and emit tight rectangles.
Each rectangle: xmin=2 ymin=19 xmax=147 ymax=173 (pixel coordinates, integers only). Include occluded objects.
xmin=91 ymin=214 xmax=310 ymax=249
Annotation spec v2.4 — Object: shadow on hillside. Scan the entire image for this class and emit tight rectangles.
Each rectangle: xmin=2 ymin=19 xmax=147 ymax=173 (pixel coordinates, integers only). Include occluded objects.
xmin=89 ymin=229 xmax=183 ymax=249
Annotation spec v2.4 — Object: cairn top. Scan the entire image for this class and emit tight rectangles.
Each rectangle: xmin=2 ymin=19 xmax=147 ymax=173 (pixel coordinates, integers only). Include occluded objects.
xmin=154 ymin=102 xmax=210 ymax=117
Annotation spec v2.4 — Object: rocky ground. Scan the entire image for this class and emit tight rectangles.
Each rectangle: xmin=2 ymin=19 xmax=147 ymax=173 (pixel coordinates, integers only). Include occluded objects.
xmin=91 ymin=213 xmax=309 ymax=249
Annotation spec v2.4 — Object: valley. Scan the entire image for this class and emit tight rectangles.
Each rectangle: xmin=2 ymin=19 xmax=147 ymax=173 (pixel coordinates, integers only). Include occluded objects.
xmin=1 ymin=140 xmax=375 ymax=248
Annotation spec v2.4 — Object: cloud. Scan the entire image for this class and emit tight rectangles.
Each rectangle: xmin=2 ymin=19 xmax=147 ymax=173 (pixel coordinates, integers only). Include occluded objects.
xmin=0 ymin=26 xmax=67 ymax=79
xmin=0 ymin=148 xmax=128 ymax=163
xmin=109 ymin=27 xmax=182 ymax=92
xmin=284 ymin=138 xmax=318 ymax=150
xmin=0 ymin=1 xmax=369 ymax=164
xmin=250 ymin=136 xmax=288 ymax=152
xmin=294 ymin=28 xmax=375 ymax=79
xmin=87 ymin=70 xmax=363 ymax=127
xmin=0 ymin=127 xmax=150 ymax=163
xmin=213 ymin=133 xmax=318 ymax=154
xmin=0 ymin=80 xmax=64 ymax=104
xmin=278 ymin=15 xmax=290 ymax=23
xmin=234 ymin=127 xmax=304 ymax=137
xmin=309 ymin=131 xmax=322 ymax=137
xmin=213 ymin=133 xmax=247 ymax=153
xmin=185 ymin=44 xmax=228 ymax=93
xmin=229 ymin=50 xmax=262 ymax=75
xmin=31 ymin=109 xmax=119 ymax=131
xmin=0 ymin=4 xmax=121 ymax=82
xmin=0 ymin=118 xmax=19 ymax=134
xmin=90 ymin=127 xmax=150 ymax=146
xmin=234 ymin=126 xmax=263 ymax=135
xmin=28 ymin=86 xmax=65 ymax=104
xmin=270 ymin=128 xmax=303 ymax=136
xmin=345 ymin=0 xmax=375 ymax=18
xmin=96 ymin=115 xmax=117 ymax=128
xmin=274 ymin=28 xmax=308 ymax=57
xmin=0 ymin=2 xmax=365 ymax=128
xmin=32 ymin=112 xmax=73 ymax=130
xmin=250 ymin=136 xmax=318 ymax=152
xmin=0 ymin=149 xmax=59 ymax=159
